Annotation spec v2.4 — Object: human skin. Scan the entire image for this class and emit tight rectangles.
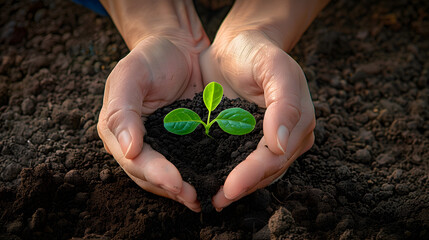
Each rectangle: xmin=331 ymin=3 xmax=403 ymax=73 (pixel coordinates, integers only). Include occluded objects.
xmin=200 ymin=0 xmax=330 ymax=211
xmin=97 ymin=0 xmax=329 ymax=212
xmin=98 ymin=0 xmax=209 ymax=212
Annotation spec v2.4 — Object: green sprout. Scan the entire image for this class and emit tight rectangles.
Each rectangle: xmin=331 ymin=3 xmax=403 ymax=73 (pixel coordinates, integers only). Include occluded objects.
xmin=163 ymin=82 xmax=256 ymax=136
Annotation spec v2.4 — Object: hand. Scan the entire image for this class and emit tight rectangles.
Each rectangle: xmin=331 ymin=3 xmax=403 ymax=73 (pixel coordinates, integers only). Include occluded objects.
xmin=200 ymin=29 xmax=316 ymax=210
xmin=97 ymin=0 xmax=210 ymax=212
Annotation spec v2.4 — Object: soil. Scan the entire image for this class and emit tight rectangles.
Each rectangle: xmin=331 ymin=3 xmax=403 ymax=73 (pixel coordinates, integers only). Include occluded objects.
xmin=144 ymin=93 xmax=264 ymax=212
xmin=0 ymin=0 xmax=428 ymax=240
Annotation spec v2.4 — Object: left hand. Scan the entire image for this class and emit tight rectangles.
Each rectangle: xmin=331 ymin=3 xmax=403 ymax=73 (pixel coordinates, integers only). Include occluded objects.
xmin=200 ymin=30 xmax=316 ymax=210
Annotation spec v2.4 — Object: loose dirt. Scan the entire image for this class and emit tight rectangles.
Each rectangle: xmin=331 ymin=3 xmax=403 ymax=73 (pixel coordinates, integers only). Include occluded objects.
xmin=1 ymin=0 xmax=428 ymax=239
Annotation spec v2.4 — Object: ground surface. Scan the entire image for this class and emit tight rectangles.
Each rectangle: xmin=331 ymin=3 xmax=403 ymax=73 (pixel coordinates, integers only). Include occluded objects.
xmin=0 ymin=0 xmax=428 ymax=239
xmin=145 ymin=93 xmax=265 ymax=213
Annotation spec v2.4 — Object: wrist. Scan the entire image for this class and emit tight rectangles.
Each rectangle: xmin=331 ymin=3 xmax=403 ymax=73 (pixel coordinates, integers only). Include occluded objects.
xmin=216 ymin=0 xmax=329 ymax=52
xmin=100 ymin=0 xmax=207 ymax=50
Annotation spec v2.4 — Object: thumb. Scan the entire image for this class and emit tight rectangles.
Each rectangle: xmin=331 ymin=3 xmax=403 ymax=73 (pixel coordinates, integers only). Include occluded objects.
xmin=99 ymin=56 xmax=147 ymax=159
xmin=262 ymin=53 xmax=304 ymax=157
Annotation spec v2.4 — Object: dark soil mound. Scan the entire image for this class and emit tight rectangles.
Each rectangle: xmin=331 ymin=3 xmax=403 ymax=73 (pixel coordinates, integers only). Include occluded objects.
xmin=1 ymin=0 xmax=428 ymax=239
xmin=145 ymin=93 xmax=264 ymax=212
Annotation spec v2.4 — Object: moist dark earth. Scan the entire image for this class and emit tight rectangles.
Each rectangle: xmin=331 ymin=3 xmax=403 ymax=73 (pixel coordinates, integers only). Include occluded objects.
xmin=0 ymin=0 xmax=428 ymax=239
xmin=144 ymin=93 xmax=265 ymax=213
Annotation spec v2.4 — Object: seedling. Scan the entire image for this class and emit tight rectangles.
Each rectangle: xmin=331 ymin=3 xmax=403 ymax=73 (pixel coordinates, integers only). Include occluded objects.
xmin=164 ymin=82 xmax=256 ymax=136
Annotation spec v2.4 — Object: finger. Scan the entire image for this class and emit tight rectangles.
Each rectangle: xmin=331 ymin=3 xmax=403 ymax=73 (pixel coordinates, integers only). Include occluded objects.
xmin=219 ymin=137 xmax=287 ymax=200
xmin=99 ymin=54 xmax=149 ymax=159
xmin=212 ymin=133 xmax=314 ymax=210
xmin=127 ymin=141 xmax=185 ymax=194
xmin=282 ymin=99 xmax=315 ymax=163
xmin=176 ymin=181 xmax=201 ymax=212
xmin=128 ymin=174 xmax=201 ymax=212
xmin=98 ymin=120 xmax=184 ymax=193
xmin=248 ymin=132 xmax=315 ymax=189
xmin=261 ymin=52 xmax=306 ymax=156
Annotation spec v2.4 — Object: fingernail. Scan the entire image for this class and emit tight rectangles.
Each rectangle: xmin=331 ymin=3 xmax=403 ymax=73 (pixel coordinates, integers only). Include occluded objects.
xmin=277 ymin=125 xmax=288 ymax=155
xmin=224 ymin=188 xmax=246 ymax=200
xmin=117 ymin=129 xmax=131 ymax=156
xmin=189 ymin=206 xmax=201 ymax=213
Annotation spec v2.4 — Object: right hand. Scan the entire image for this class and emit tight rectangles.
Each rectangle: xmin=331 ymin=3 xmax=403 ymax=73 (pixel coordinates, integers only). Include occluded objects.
xmin=200 ymin=30 xmax=316 ymax=210
xmin=97 ymin=35 xmax=209 ymax=212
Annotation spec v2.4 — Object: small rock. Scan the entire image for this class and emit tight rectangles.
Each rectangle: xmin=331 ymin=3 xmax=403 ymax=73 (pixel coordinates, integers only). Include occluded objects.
xmin=51 ymin=105 xmax=67 ymax=123
xmin=336 ymin=166 xmax=351 ymax=180
xmin=331 ymin=147 xmax=345 ymax=159
xmin=339 ymin=229 xmax=354 ymax=240
xmin=84 ymin=125 xmax=99 ymax=141
xmin=381 ymin=183 xmax=394 ymax=192
xmin=52 ymin=173 xmax=64 ymax=186
xmin=376 ymin=228 xmax=401 ymax=240
xmin=65 ymin=109 xmax=83 ymax=129
xmin=355 ymin=129 xmax=375 ymax=145
xmin=314 ymin=102 xmax=331 ymax=117
xmin=395 ymin=184 xmax=410 ymax=195
xmin=336 ymin=216 xmax=355 ymax=231
xmin=230 ymin=150 xmax=239 ymax=159
xmin=83 ymin=119 xmax=94 ymax=131
xmin=99 ymin=169 xmax=113 ymax=182
xmin=388 ymin=169 xmax=403 ymax=181
xmin=6 ymin=219 xmax=23 ymax=233
xmin=75 ymin=192 xmax=89 ymax=204
xmin=29 ymin=208 xmax=46 ymax=230
xmin=1 ymin=163 xmax=22 ymax=181
xmin=79 ymin=211 xmax=90 ymax=219
xmin=65 ymin=153 xmax=76 ymax=169
xmin=376 ymin=153 xmax=394 ymax=166
xmin=410 ymin=154 xmax=422 ymax=164
xmin=64 ymin=169 xmax=84 ymax=186
xmin=362 ymin=193 xmax=374 ymax=203
xmin=314 ymin=121 xmax=327 ymax=145
xmin=93 ymin=62 xmax=102 ymax=73
xmin=355 ymin=149 xmax=371 ymax=163
xmin=376 ymin=190 xmax=393 ymax=199
xmin=30 ymin=131 xmax=46 ymax=145
xmin=268 ymin=207 xmax=295 ymax=237
xmin=377 ymin=109 xmax=393 ymax=124
xmin=21 ymin=98 xmax=36 ymax=115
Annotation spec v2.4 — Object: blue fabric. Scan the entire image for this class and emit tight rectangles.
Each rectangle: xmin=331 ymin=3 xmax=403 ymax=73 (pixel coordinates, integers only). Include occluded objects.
xmin=72 ymin=0 xmax=108 ymax=16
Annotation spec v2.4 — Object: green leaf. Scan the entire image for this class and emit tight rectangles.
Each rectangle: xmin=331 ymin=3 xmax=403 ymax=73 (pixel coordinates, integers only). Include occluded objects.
xmin=215 ymin=108 xmax=256 ymax=135
xmin=163 ymin=108 xmax=204 ymax=135
xmin=203 ymin=82 xmax=223 ymax=112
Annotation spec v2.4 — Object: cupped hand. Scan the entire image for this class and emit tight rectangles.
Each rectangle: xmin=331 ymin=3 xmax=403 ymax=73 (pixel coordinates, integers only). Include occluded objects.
xmin=200 ymin=30 xmax=316 ymax=210
xmin=97 ymin=35 xmax=209 ymax=212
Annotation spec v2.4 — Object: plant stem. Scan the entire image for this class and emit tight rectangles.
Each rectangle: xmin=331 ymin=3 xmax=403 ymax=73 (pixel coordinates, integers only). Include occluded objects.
xmin=207 ymin=110 xmax=211 ymax=126
xmin=205 ymin=109 xmax=212 ymax=136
